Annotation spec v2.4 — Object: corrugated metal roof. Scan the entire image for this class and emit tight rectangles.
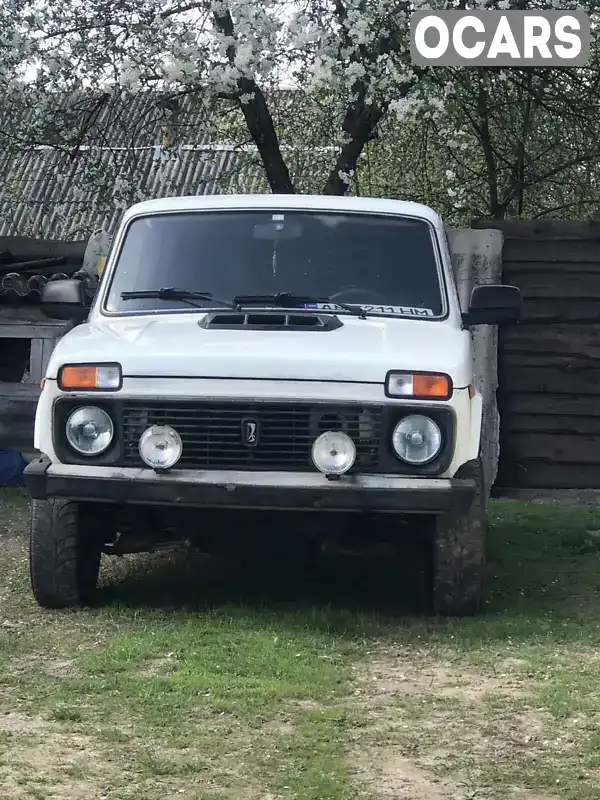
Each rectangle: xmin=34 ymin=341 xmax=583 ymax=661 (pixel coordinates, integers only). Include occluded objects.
xmin=0 ymin=92 xmax=271 ymax=240
xmin=0 ymin=144 xmax=270 ymax=240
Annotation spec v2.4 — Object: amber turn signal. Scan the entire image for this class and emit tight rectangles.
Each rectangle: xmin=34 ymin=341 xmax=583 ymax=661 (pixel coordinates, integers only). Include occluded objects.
xmin=58 ymin=363 xmax=122 ymax=391
xmin=413 ymin=374 xmax=451 ymax=398
xmin=385 ymin=371 xmax=452 ymax=400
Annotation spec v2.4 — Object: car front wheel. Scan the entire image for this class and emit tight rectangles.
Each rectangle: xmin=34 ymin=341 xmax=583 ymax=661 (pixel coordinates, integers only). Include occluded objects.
xmin=29 ymin=499 xmax=103 ymax=609
xmin=432 ymin=458 xmax=487 ymax=616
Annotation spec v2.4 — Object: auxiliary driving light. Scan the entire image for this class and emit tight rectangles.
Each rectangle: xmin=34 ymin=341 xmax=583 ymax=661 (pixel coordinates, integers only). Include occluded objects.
xmin=311 ymin=430 xmax=356 ymax=475
xmin=139 ymin=425 xmax=183 ymax=470
xmin=65 ymin=406 xmax=114 ymax=455
xmin=392 ymin=414 xmax=442 ymax=465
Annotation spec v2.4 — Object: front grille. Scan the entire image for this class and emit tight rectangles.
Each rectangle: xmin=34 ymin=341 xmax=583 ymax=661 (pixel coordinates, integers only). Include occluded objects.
xmin=121 ymin=401 xmax=385 ymax=472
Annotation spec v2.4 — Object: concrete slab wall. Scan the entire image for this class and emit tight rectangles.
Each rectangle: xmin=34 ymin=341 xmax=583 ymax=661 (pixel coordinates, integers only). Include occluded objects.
xmin=448 ymin=227 xmax=504 ymax=498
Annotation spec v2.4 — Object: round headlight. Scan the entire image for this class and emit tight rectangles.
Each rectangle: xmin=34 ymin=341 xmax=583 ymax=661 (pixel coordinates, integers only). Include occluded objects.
xmin=312 ymin=430 xmax=356 ymax=475
xmin=66 ymin=406 xmax=114 ymax=455
xmin=392 ymin=415 xmax=442 ymax=465
xmin=139 ymin=425 xmax=182 ymax=470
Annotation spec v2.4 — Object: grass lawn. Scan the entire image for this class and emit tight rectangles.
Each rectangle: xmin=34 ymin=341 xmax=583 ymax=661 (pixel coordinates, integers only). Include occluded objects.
xmin=2 ymin=489 xmax=600 ymax=799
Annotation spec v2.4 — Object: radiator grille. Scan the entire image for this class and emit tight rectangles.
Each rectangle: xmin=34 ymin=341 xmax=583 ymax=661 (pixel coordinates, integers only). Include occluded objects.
xmin=121 ymin=401 xmax=385 ymax=472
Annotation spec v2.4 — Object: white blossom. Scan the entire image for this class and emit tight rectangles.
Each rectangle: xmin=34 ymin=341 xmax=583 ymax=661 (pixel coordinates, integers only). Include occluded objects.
xmin=389 ymin=97 xmax=422 ymax=117
xmin=2 ymin=0 xmax=597 ymax=222
xmin=118 ymin=59 xmax=140 ymax=89
xmin=338 ymin=169 xmax=354 ymax=186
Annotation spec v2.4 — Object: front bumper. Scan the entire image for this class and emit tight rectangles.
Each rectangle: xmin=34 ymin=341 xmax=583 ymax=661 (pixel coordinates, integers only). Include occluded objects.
xmin=24 ymin=457 xmax=475 ymax=515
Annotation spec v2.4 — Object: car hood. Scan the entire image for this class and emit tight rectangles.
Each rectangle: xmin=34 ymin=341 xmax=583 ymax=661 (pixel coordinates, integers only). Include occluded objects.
xmin=47 ymin=313 xmax=473 ymax=386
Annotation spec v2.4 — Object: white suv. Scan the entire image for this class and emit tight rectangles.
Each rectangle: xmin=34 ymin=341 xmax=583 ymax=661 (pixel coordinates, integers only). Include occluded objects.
xmin=25 ymin=194 xmax=521 ymax=615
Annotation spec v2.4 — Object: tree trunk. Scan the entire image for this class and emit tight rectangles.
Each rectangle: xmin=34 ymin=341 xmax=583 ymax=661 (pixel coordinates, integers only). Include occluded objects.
xmin=237 ymin=80 xmax=295 ymax=194
xmin=322 ymin=79 xmax=414 ymax=196
xmin=322 ymin=103 xmax=386 ymax=195
xmin=212 ymin=9 xmax=295 ymax=195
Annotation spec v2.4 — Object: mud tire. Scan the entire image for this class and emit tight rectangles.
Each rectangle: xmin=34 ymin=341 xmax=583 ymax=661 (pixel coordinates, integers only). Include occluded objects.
xmin=29 ymin=499 xmax=102 ymax=609
xmin=433 ymin=458 xmax=487 ymax=616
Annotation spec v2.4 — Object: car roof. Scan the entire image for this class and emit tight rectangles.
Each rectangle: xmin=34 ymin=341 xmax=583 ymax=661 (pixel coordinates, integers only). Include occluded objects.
xmin=121 ymin=194 xmax=443 ymax=227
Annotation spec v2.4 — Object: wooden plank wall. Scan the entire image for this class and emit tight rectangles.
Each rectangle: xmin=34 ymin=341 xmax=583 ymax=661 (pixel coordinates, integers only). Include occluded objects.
xmin=473 ymin=219 xmax=600 ymax=490
xmin=0 ymin=383 xmax=41 ymax=451
xmin=0 ymin=307 xmax=68 ymax=454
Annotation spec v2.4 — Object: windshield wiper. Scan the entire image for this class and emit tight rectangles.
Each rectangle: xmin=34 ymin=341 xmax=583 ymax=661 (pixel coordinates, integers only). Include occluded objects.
xmin=120 ymin=287 xmax=237 ymax=310
xmin=232 ymin=292 xmax=367 ymax=319
xmin=121 ymin=288 xmax=367 ymax=318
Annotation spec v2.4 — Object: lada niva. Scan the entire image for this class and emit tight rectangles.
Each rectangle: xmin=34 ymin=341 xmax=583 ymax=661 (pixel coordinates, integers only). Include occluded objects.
xmin=24 ymin=194 xmax=521 ymax=615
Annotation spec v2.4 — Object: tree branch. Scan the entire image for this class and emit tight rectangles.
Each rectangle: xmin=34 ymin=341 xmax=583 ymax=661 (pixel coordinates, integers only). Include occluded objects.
xmin=322 ymin=101 xmax=387 ymax=195
xmin=322 ymin=2 xmax=416 ymax=195
xmin=212 ymin=8 xmax=294 ymax=194
xmin=531 ymin=198 xmax=600 ymax=219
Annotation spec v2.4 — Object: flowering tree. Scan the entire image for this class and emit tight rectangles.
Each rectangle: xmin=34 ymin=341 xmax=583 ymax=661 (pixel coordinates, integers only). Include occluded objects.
xmin=359 ymin=58 xmax=600 ymax=223
xmin=0 ymin=0 xmax=430 ymax=197
xmin=1 ymin=0 xmax=600 ymax=229
xmin=432 ymin=59 xmax=600 ymax=220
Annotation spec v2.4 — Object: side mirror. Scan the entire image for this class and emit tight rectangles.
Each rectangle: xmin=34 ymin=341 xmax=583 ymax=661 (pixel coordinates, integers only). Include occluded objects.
xmin=462 ymin=284 xmax=522 ymax=327
xmin=41 ymin=279 xmax=89 ymax=322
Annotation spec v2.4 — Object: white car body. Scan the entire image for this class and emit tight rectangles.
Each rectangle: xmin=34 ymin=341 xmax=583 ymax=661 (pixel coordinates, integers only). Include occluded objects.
xmin=33 ymin=194 xmax=482 ymax=501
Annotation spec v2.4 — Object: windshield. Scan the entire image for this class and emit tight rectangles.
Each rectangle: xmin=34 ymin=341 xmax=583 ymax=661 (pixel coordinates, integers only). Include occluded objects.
xmin=103 ymin=210 xmax=445 ymax=318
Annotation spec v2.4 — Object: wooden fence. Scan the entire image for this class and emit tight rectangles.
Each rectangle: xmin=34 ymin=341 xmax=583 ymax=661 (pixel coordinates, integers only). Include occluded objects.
xmin=474 ymin=220 xmax=600 ymax=490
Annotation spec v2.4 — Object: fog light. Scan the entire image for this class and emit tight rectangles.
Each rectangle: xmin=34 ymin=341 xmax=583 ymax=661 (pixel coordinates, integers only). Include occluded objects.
xmin=392 ymin=414 xmax=442 ymax=465
xmin=312 ymin=431 xmax=356 ymax=475
xmin=139 ymin=425 xmax=182 ymax=470
xmin=66 ymin=406 xmax=114 ymax=455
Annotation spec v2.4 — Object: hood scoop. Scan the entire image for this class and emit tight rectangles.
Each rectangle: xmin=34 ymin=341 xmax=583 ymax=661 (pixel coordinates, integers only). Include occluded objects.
xmin=199 ymin=311 xmax=343 ymax=331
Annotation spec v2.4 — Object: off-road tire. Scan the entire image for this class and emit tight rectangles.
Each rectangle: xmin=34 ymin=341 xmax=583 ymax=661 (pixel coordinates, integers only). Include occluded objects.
xmin=29 ymin=499 xmax=102 ymax=609
xmin=432 ymin=458 xmax=487 ymax=616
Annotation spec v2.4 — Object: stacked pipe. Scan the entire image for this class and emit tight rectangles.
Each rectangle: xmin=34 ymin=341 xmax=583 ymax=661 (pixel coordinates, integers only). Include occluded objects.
xmin=0 ymin=254 xmax=97 ymax=304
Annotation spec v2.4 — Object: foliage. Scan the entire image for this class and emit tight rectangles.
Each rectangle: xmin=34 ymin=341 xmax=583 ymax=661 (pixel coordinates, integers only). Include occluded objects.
xmin=1 ymin=0 xmax=430 ymax=196
xmin=1 ymin=0 xmax=600 ymax=233
xmin=360 ymin=63 xmax=600 ymax=223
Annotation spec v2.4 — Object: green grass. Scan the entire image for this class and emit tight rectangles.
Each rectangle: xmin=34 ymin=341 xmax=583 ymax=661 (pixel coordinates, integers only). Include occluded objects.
xmin=3 ymin=489 xmax=600 ymax=798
